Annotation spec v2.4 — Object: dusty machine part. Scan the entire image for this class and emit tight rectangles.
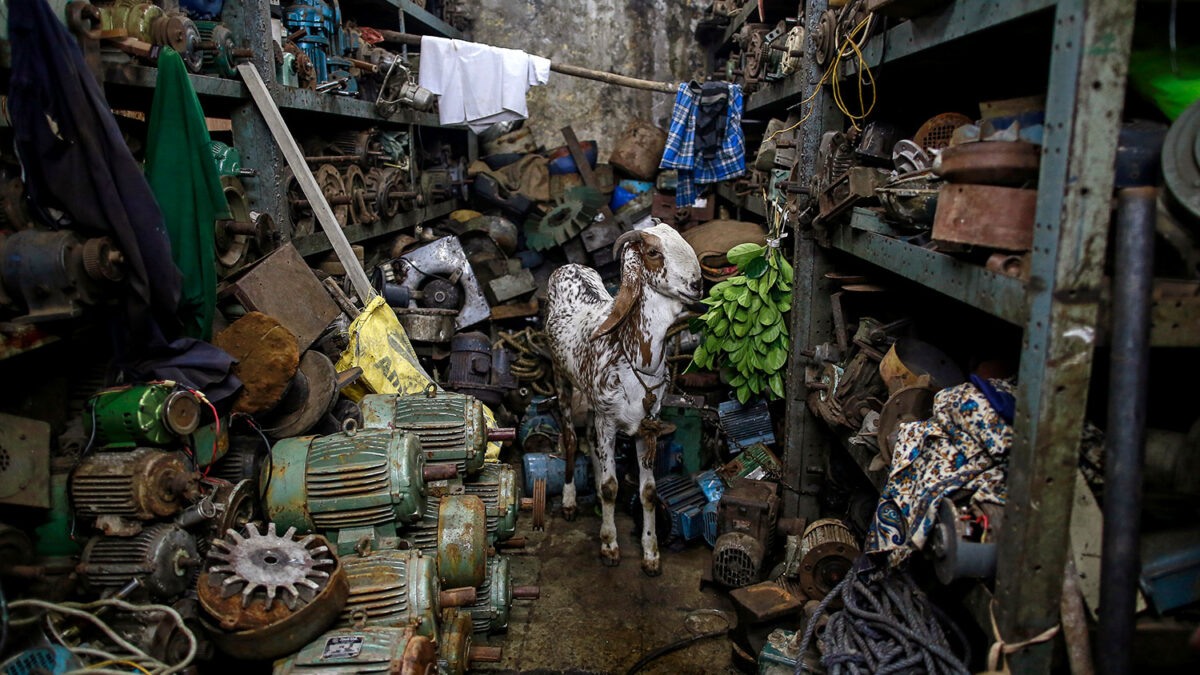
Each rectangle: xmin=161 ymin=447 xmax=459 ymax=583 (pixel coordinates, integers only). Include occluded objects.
xmin=1163 ymin=97 xmax=1200 ymax=223
xmin=878 ymin=337 xmax=964 ymax=395
xmin=465 ymin=555 xmax=514 ymax=634
xmin=796 ymin=519 xmax=859 ymax=601
xmin=876 ymin=385 xmax=936 ymax=463
xmin=208 ymin=434 xmax=266 ymax=485
xmin=220 ymin=244 xmax=340 ymax=352
xmin=214 ymin=311 xmax=301 ymax=415
xmin=198 ymin=523 xmax=340 ymax=630
xmin=892 ymin=139 xmax=932 ymax=174
xmin=935 ymin=141 xmax=1041 ymax=186
xmin=109 ymin=598 xmax=210 ymax=665
xmin=712 ymin=480 xmax=780 ymax=588
xmin=401 ymin=495 xmax=489 ymax=590
xmin=215 ymin=176 xmax=254 ymax=276
xmin=930 ymin=501 xmax=995 ymax=584
xmin=271 ymin=626 xmax=437 ymax=675
xmin=0 ymin=230 xmax=125 ymax=323
xmin=875 ymin=172 xmax=940 ymax=226
xmin=72 ymin=448 xmax=200 ymax=524
xmin=913 ymin=112 xmax=974 ymax=151
xmin=445 ymin=332 xmax=509 ymax=407
xmin=393 ymin=308 xmax=457 ymax=344
xmin=343 ymin=164 xmax=378 ymax=225
xmin=79 ymin=523 xmax=200 ymax=599
xmin=392 ymin=236 xmax=491 ymax=329
xmin=180 ymin=479 xmax=258 ymax=558
xmin=84 ymin=384 xmax=202 ymax=449
xmin=463 ymin=462 xmax=518 ymax=544
xmin=365 ymin=167 xmax=412 ymax=219
xmin=263 ymin=427 xmax=427 ymax=540
xmin=0 ymin=413 xmax=51 ymax=509
xmin=361 ymin=390 xmax=514 ymax=477
xmin=338 ymin=549 xmax=439 ymax=636
xmin=438 ymin=607 xmax=494 ymax=675
xmin=260 ymin=350 xmax=341 ymax=439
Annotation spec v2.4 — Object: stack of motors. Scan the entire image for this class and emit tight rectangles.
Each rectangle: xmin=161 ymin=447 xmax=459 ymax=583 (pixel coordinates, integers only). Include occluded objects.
xmin=71 ymin=384 xmax=208 ymax=594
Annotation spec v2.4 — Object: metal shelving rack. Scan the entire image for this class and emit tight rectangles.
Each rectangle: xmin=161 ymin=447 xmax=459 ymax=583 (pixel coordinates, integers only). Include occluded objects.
xmin=714 ymin=1 xmax=1148 ymax=671
xmin=205 ymin=1 xmax=466 ymax=252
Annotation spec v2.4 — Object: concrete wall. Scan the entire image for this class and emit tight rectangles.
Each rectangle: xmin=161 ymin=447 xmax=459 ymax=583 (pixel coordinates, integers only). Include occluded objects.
xmin=456 ymin=0 xmax=704 ymax=161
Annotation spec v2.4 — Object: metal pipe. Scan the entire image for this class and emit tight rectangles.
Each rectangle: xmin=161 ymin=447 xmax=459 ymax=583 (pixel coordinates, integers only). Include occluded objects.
xmin=487 ymin=428 xmax=516 ymax=442
xmin=438 ymin=587 xmax=477 ymax=607
xmin=422 ymin=463 xmax=459 ymax=481
xmin=1098 ymin=186 xmax=1156 ymax=675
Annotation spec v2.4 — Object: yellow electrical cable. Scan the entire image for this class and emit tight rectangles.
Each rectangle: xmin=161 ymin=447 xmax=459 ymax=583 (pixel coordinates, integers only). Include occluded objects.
xmin=86 ymin=660 xmax=155 ymax=675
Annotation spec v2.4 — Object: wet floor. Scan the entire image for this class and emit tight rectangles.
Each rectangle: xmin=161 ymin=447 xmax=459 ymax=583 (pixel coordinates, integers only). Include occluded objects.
xmin=474 ymin=503 xmax=742 ymax=675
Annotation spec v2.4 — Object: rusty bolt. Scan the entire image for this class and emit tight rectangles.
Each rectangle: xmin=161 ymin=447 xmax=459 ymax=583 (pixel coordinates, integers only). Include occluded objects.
xmin=423 ymin=464 xmax=459 ymax=481
xmin=487 ymin=428 xmax=517 ymax=442
xmin=218 ymin=219 xmax=259 ymax=236
xmin=439 ymin=587 xmax=477 ymax=607
xmin=497 ymin=537 xmax=527 ymax=549
xmin=512 ymin=585 xmax=541 ymax=600
xmin=291 ymin=195 xmax=353 ymax=207
xmin=468 ymin=646 xmax=503 ymax=663
xmin=519 ymin=498 xmax=534 ymax=511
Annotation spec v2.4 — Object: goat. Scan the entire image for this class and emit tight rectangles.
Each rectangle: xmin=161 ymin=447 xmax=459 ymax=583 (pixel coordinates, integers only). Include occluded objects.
xmin=546 ymin=223 xmax=702 ymax=575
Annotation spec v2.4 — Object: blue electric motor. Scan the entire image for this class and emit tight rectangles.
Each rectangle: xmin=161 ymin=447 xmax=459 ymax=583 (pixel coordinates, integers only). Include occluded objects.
xmin=522 ymin=452 xmax=593 ymax=498
xmin=284 ymin=1 xmax=333 ymax=84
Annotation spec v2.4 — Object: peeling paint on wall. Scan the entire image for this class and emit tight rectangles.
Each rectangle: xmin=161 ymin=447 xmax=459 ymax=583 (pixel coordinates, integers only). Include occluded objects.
xmin=456 ymin=0 xmax=703 ymax=161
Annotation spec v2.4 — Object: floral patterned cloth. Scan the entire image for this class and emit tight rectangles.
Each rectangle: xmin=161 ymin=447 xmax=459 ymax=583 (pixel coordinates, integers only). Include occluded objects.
xmin=867 ymin=379 xmax=1015 ymax=565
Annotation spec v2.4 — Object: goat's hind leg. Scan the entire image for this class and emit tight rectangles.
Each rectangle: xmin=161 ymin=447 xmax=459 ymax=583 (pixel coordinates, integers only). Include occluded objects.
xmin=636 ymin=435 xmax=661 ymax=576
xmin=554 ymin=366 xmax=579 ymax=521
xmin=594 ymin=417 xmax=620 ymax=566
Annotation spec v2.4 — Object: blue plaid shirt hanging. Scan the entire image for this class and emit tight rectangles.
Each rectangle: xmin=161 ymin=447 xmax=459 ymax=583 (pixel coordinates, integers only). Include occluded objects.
xmin=660 ymin=82 xmax=745 ymax=208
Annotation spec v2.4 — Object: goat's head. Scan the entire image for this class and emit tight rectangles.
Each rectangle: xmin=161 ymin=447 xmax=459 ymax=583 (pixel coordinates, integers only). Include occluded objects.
xmin=593 ymin=222 xmax=702 ymax=338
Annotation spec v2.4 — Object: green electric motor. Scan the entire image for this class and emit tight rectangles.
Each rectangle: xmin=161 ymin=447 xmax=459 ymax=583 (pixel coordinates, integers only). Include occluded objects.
xmin=272 ymin=625 xmax=437 ymax=675
xmin=84 ymin=384 xmax=203 ymax=449
xmin=361 ymin=390 xmax=507 ymax=476
xmin=463 ymin=462 xmax=518 ymax=544
xmin=401 ymin=494 xmax=488 ymax=589
xmin=466 ymin=555 xmax=511 ymax=635
xmin=437 ymin=608 xmax=477 ymax=675
xmin=263 ymin=426 xmax=428 ymax=549
xmin=338 ymin=549 xmax=439 ymax=637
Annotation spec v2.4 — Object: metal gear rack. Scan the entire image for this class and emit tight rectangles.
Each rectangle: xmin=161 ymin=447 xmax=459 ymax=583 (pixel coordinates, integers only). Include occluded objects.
xmin=708 ymin=1 xmax=1197 ymax=672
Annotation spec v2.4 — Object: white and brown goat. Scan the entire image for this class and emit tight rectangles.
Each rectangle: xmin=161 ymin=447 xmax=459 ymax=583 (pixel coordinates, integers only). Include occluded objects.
xmin=546 ymin=223 xmax=702 ymax=575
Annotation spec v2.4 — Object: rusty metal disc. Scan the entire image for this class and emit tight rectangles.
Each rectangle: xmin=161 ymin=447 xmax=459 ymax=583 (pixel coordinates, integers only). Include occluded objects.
xmin=261 ymin=350 xmax=339 ymax=439
xmin=282 ymin=168 xmax=314 ymax=238
xmin=216 ymin=176 xmax=252 ymax=277
xmin=531 ymin=477 xmax=546 ymax=531
xmin=343 ymin=164 xmax=377 ymax=226
xmin=936 ymin=141 xmax=1041 ymax=186
xmin=214 ymin=312 xmax=300 ymax=414
xmin=877 ymin=385 xmax=936 ymax=463
xmin=913 ymin=112 xmax=974 ymax=151
xmin=315 ymin=164 xmax=350 ymax=229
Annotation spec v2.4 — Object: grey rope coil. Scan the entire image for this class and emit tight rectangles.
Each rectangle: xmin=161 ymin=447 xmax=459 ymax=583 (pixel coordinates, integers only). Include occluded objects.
xmin=795 ymin=562 xmax=971 ymax=675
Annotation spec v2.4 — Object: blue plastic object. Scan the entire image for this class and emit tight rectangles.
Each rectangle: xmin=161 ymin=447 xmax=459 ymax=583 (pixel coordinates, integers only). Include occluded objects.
xmin=547 ymin=142 xmax=598 ymax=175
xmin=522 ymin=451 xmax=592 ymax=497
xmin=610 ymin=185 xmax=637 ymax=211
xmin=0 ymin=646 xmax=76 ymax=675
xmin=1140 ymin=543 xmax=1200 ymax=613
xmin=619 ymin=179 xmax=654 ymax=194
xmin=696 ymin=470 xmax=725 ymax=502
xmin=179 ymin=0 xmax=224 ymax=20
xmin=702 ymin=500 xmax=719 ymax=547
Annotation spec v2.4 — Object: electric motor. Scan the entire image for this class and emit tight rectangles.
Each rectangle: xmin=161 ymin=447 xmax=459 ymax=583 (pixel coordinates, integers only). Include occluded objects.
xmin=797 ymin=518 xmax=859 ymax=600
xmin=84 ymin=384 xmax=203 ymax=449
xmin=438 ymin=608 xmax=475 ymax=675
xmin=713 ymin=531 xmax=765 ymax=588
xmin=71 ymin=448 xmax=201 ymax=522
xmin=463 ymin=462 xmax=518 ymax=543
xmin=264 ymin=427 xmax=428 ymax=541
xmin=466 ymin=555 xmax=511 ymax=634
xmin=401 ymin=494 xmax=488 ymax=589
xmin=272 ymin=626 xmax=437 ymax=675
xmin=338 ymin=549 xmax=439 ymax=637
xmin=79 ymin=523 xmax=200 ymax=599
xmin=361 ymin=390 xmax=512 ymax=476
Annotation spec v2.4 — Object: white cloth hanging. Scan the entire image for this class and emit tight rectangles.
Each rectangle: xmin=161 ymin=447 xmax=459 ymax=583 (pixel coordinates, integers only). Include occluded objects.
xmin=418 ymin=36 xmax=551 ymax=132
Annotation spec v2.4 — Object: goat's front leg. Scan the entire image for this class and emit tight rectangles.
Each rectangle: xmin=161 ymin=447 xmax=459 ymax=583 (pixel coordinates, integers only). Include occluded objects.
xmin=636 ymin=434 xmax=661 ymax=576
xmin=593 ymin=416 xmax=620 ymax=566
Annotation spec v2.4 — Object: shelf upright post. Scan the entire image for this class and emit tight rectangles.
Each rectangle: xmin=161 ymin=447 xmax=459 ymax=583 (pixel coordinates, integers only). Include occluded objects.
xmin=224 ymin=0 xmax=291 ymax=238
xmin=994 ymin=0 xmax=1136 ymax=671
xmin=781 ymin=0 xmax=839 ymax=520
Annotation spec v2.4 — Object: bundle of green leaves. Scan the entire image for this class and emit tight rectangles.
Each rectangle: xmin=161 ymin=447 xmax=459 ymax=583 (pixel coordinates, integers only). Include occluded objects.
xmin=688 ymin=242 xmax=793 ymax=403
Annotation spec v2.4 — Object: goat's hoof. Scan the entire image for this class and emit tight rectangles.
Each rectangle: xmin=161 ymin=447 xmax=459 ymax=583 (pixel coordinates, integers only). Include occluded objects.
xmin=641 ymin=558 xmax=662 ymax=577
xmin=600 ymin=546 xmax=620 ymax=567
xmin=561 ymin=505 xmax=578 ymax=521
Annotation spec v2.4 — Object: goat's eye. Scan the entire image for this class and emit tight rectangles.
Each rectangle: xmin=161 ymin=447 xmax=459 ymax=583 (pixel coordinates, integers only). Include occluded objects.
xmin=646 ymin=249 xmax=662 ymax=258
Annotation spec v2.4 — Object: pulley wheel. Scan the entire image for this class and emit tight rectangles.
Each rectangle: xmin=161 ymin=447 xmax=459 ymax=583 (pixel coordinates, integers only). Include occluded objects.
xmin=343 ymin=164 xmax=377 ymax=225
xmin=419 ymin=278 xmax=462 ymax=310
xmin=216 ymin=176 xmax=252 ymax=276
xmin=261 ymin=350 xmax=339 ymax=439
xmin=315 ymin=164 xmax=349 ymax=229
xmin=532 ymin=477 xmax=546 ymax=531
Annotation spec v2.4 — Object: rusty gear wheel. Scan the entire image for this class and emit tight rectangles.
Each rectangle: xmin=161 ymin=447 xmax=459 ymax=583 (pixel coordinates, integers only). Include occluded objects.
xmin=205 ymin=522 xmax=333 ymax=612
xmin=814 ymin=10 xmax=838 ymax=66
xmin=314 ymin=163 xmax=350 ymax=229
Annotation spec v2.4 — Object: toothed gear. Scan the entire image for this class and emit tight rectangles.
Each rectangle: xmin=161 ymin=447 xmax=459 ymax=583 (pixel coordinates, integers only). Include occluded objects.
xmin=81 ymin=236 xmax=125 ymax=282
xmin=205 ymin=522 xmax=334 ymax=612
xmin=524 ymin=186 xmax=604 ymax=251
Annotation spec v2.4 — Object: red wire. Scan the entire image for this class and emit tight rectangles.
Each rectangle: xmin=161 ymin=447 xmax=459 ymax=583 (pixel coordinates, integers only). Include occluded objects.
xmin=187 ymin=388 xmax=220 ymax=479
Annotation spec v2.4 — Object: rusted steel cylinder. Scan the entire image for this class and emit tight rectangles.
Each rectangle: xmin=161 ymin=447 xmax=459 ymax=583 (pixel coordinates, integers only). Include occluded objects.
xmin=423 ymin=463 xmax=459 ymax=481
xmin=469 ymin=646 xmax=503 ymax=663
xmin=513 ymin=585 xmax=540 ymax=600
xmin=439 ymin=587 xmax=477 ymax=608
xmin=487 ymin=427 xmax=516 ymax=442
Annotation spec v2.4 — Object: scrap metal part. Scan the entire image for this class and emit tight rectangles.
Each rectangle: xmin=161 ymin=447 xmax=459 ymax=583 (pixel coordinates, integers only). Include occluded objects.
xmin=392 ymin=236 xmax=491 ymax=329
xmin=72 ymin=448 xmax=201 ymax=524
xmin=361 ymin=390 xmax=513 ymax=476
xmin=271 ymin=626 xmax=437 ymax=675
xmin=0 ymin=230 xmax=125 ymax=323
xmin=796 ymin=518 xmax=859 ymax=601
xmin=339 ymin=549 xmax=439 ymax=636
xmin=199 ymin=523 xmax=338 ymax=631
xmin=463 ymin=462 xmax=519 ymax=543
xmin=79 ymin=523 xmax=200 ymax=599
xmin=401 ymin=494 xmax=489 ymax=589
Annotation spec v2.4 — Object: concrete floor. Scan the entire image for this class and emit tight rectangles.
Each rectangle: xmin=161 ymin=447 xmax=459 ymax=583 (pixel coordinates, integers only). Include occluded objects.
xmin=474 ymin=505 xmax=742 ymax=675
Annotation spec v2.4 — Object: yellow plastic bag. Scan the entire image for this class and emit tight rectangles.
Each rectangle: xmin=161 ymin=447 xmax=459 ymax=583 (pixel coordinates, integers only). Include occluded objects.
xmin=336 ymin=297 xmax=502 ymax=461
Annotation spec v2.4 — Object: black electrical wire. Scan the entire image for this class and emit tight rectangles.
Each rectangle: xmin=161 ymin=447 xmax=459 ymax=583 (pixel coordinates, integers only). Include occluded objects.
xmin=795 ymin=563 xmax=970 ymax=675
xmin=624 ymin=628 xmax=730 ymax=675
xmin=0 ymin=577 xmax=9 ymax=658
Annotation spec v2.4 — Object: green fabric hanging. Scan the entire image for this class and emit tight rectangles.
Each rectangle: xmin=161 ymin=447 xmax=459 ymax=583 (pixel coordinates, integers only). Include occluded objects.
xmin=145 ymin=47 xmax=228 ymax=341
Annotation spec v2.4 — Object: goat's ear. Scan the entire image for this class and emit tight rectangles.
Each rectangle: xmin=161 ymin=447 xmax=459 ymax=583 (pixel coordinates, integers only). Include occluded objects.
xmin=592 ymin=231 xmax=645 ymax=338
